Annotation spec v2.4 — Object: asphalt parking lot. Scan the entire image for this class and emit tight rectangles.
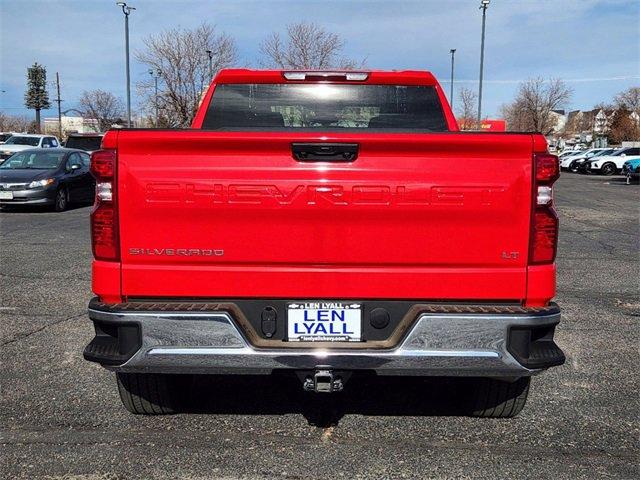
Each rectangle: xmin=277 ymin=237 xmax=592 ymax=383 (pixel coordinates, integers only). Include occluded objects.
xmin=1 ymin=173 xmax=638 ymax=480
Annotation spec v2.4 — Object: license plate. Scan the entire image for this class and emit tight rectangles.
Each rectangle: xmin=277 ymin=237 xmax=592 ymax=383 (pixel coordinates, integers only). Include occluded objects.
xmin=287 ymin=302 xmax=362 ymax=342
xmin=0 ymin=191 xmax=13 ymax=200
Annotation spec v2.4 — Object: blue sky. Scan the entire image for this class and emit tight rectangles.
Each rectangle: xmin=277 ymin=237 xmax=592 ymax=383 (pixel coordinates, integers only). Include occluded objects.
xmin=1 ymin=0 xmax=639 ymax=120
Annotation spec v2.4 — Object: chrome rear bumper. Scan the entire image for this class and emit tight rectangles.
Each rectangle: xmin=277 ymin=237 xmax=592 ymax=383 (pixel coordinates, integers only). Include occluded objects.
xmin=85 ymin=303 xmax=564 ymax=377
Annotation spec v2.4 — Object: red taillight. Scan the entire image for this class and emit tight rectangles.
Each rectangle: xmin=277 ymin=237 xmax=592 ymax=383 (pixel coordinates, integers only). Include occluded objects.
xmin=535 ymin=153 xmax=559 ymax=184
xmin=530 ymin=153 xmax=559 ymax=264
xmin=90 ymin=149 xmax=119 ymax=261
xmin=530 ymin=208 xmax=558 ymax=263
xmin=92 ymin=204 xmax=118 ymax=260
xmin=91 ymin=149 xmax=116 ymax=178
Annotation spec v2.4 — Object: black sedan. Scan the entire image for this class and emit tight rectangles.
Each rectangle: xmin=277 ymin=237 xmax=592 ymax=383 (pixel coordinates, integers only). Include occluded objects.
xmin=0 ymin=148 xmax=95 ymax=211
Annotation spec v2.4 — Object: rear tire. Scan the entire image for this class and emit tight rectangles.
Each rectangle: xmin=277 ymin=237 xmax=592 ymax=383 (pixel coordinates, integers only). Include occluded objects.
xmin=601 ymin=162 xmax=616 ymax=176
xmin=469 ymin=377 xmax=530 ymax=418
xmin=116 ymin=372 xmax=185 ymax=415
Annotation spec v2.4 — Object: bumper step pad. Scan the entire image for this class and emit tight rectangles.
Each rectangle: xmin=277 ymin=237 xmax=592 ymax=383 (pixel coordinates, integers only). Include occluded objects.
xmin=83 ymin=321 xmax=141 ymax=366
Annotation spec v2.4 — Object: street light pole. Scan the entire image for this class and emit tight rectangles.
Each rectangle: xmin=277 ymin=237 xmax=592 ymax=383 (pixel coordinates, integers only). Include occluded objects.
xmin=206 ymin=49 xmax=213 ymax=79
xmin=449 ymin=49 xmax=456 ymax=110
xmin=477 ymin=0 xmax=490 ymax=127
xmin=117 ymin=2 xmax=135 ymax=127
xmin=149 ymin=69 xmax=160 ymax=126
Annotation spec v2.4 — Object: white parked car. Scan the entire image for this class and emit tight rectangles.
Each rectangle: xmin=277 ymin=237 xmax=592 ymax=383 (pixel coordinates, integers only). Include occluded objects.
xmin=560 ymin=148 xmax=615 ymax=172
xmin=570 ymin=148 xmax=618 ymax=173
xmin=0 ymin=132 xmax=16 ymax=144
xmin=558 ymin=150 xmax=584 ymax=162
xmin=588 ymin=147 xmax=640 ymax=175
xmin=0 ymin=134 xmax=61 ymax=164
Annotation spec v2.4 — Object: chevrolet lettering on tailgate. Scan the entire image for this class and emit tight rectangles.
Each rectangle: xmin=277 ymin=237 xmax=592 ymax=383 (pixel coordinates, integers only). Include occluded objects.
xmin=144 ymin=182 xmax=508 ymax=207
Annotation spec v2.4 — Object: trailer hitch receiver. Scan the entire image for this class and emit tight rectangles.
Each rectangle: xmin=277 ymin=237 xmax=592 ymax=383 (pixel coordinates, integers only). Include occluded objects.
xmin=303 ymin=368 xmax=344 ymax=393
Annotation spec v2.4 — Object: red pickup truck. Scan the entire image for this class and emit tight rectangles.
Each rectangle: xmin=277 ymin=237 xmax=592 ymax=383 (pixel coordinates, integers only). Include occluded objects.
xmin=84 ymin=69 xmax=564 ymax=417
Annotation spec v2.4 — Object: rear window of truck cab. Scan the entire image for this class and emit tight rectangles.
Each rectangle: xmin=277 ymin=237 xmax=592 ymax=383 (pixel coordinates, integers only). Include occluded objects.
xmin=201 ymin=84 xmax=448 ymax=132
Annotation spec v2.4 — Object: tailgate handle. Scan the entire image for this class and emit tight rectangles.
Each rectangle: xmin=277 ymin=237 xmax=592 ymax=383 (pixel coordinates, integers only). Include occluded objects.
xmin=292 ymin=143 xmax=358 ymax=162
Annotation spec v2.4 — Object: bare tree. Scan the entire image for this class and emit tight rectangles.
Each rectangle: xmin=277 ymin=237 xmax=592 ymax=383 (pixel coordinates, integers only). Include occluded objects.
xmin=79 ymin=90 xmax=125 ymax=132
xmin=593 ymin=101 xmax=613 ymax=111
xmin=456 ymin=87 xmax=478 ymax=130
xmin=260 ymin=22 xmax=364 ymax=69
xmin=614 ymin=87 xmax=640 ymax=115
xmin=0 ymin=112 xmax=33 ymax=133
xmin=500 ymin=78 xmax=572 ymax=133
xmin=500 ymin=102 xmax=527 ymax=132
xmin=136 ymin=23 xmax=238 ymax=127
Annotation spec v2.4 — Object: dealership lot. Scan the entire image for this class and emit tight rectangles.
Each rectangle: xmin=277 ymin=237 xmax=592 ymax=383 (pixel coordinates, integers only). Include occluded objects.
xmin=0 ymin=174 xmax=638 ymax=479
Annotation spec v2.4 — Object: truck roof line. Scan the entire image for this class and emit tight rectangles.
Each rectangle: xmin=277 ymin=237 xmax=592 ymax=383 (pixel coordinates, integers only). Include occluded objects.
xmin=213 ymin=69 xmax=438 ymax=85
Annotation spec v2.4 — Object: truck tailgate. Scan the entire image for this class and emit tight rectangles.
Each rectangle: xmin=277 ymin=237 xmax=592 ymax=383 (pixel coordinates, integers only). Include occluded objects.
xmin=116 ymin=131 xmax=534 ymax=300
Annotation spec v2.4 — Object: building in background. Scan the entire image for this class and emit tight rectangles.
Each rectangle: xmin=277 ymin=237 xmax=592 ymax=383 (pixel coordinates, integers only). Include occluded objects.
xmin=546 ymin=108 xmax=639 ymax=150
xmin=43 ymin=115 xmax=100 ymax=138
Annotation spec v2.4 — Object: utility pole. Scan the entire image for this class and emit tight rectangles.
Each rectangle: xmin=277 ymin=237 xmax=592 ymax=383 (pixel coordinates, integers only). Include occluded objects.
xmin=477 ymin=0 xmax=490 ymax=127
xmin=449 ymin=49 xmax=456 ymax=110
xmin=55 ymin=72 xmax=62 ymax=139
xmin=117 ymin=2 xmax=136 ymax=127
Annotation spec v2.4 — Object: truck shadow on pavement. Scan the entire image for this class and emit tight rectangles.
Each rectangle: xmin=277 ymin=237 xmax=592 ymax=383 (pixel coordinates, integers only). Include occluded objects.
xmin=180 ymin=374 xmax=474 ymax=427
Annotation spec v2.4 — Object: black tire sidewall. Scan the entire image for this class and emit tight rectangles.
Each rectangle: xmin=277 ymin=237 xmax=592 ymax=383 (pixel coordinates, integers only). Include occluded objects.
xmin=470 ymin=377 xmax=531 ymax=418
xmin=55 ymin=188 xmax=68 ymax=212
xmin=601 ymin=163 xmax=616 ymax=176
xmin=116 ymin=372 xmax=180 ymax=415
